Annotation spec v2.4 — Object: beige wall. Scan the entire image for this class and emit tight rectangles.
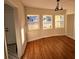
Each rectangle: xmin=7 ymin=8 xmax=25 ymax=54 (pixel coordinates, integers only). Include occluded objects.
xmin=25 ymin=7 xmax=67 ymax=41
xmin=66 ymin=14 xmax=75 ymax=39
xmin=4 ymin=0 xmax=27 ymax=58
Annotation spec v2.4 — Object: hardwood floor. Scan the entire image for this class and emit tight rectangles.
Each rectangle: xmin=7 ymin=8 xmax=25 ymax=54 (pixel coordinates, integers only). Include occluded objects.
xmin=21 ymin=36 xmax=75 ymax=59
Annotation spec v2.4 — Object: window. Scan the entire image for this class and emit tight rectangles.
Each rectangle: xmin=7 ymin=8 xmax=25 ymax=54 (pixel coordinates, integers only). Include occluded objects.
xmin=55 ymin=15 xmax=64 ymax=28
xmin=27 ymin=15 xmax=39 ymax=30
xmin=43 ymin=15 xmax=52 ymax=29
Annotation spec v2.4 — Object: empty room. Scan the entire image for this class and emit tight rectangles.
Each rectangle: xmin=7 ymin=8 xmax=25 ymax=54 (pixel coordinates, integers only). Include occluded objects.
xmin=4 ymin=0 xmax=75 ymax=59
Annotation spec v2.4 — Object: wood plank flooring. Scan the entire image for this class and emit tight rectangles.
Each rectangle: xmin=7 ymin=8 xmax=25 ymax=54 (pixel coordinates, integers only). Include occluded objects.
xmin=21 ymin=36 xmax=75 ymax=59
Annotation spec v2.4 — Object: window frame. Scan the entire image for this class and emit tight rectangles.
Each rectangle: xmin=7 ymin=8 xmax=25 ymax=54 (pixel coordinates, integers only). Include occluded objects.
xmin=27 ymin=15 xmax=40 ymax=31
xmin=42 ymin=15 xmax=53 ymax=30
xmin=55 ymin=15 xmax=65 ymax=28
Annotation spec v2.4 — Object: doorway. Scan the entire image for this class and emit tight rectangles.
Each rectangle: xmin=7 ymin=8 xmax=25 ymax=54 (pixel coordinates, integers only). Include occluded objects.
xmin=4 ymin=4 xmax=18 ymax=59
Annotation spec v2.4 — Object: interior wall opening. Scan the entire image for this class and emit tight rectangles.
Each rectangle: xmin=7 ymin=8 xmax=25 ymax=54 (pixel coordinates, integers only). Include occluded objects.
xmin=4 ymin=4 xmax=18 ymax=59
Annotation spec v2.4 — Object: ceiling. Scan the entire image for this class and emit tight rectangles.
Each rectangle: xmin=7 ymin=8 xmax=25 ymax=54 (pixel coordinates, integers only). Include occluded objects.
xmin=21 ymin=0 xmax=75 ymax=14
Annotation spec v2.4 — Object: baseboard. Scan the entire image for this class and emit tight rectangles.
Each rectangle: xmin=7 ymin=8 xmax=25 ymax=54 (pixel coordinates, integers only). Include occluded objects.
xmin=66 ymin=35 xmax=75 ymax=40
xmin=28 ymin=34 xmax=65 ymax=42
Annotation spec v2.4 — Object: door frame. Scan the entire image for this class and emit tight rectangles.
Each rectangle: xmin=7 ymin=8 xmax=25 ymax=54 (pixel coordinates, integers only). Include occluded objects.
xmin=4 ymin=1 xmax=21 ymax=59
xmin=4 ymin=32 xmax=8 ymax=59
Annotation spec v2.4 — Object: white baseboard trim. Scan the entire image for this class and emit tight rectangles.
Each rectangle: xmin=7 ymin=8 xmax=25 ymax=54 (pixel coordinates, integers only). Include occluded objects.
xmin=66 ymin=35 xmax=75 ymax=40
xmin=28 ymin=34 xmax=65 ymax=42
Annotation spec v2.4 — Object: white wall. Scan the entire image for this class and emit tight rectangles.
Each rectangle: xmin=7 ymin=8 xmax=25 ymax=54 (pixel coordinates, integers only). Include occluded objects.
xmin=66 ymin=14 xmax=75 ymax=39
xmin=4 ymin=4 xmax=16 ymax=44
xmin=25 ymin=7 xmax=67 ymax=41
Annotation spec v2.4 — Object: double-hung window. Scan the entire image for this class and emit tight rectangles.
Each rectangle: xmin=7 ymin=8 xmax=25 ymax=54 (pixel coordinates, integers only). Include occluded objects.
xmin=27 ymin=15 xmax=40 ymax=31
xmin=55 ymin=15 xmax=64 ymax=28
xmin=43 ymin=15 xmax=52 ymax=29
